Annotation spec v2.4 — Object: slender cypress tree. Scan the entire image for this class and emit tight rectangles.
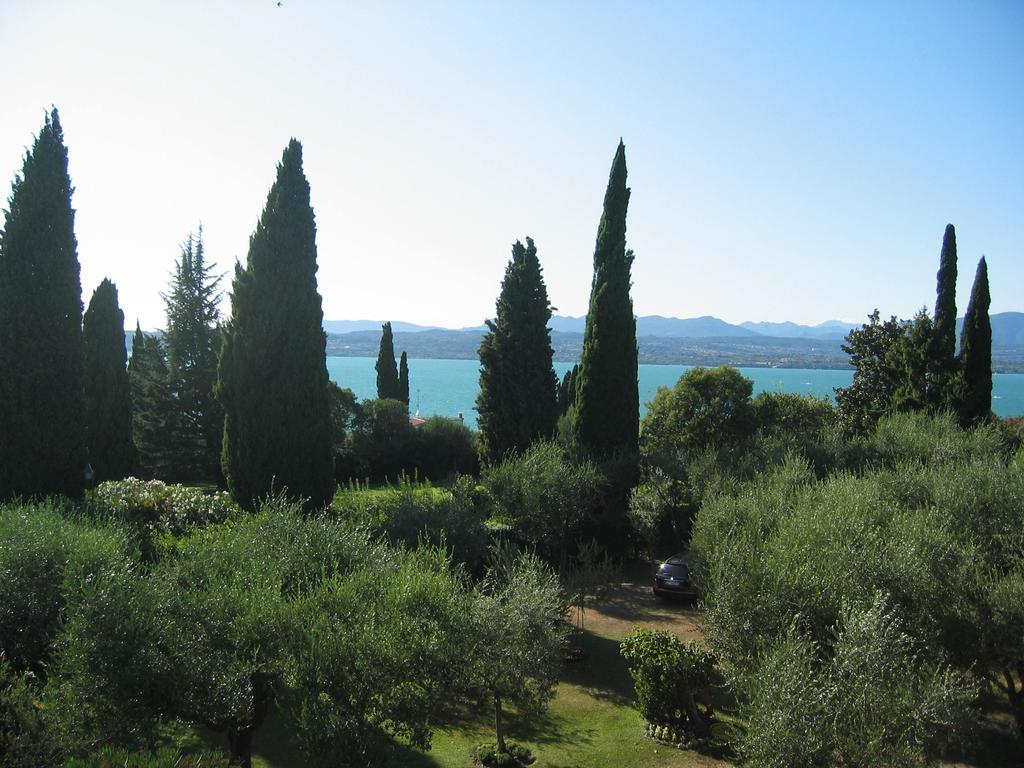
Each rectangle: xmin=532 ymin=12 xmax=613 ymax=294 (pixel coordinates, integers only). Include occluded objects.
xmin=128 ymin=323 xmax=174 ymax=478
xmin=398 ymin=351 xmax=410 ymax=407
xmin=476 ymin=237 xmax=558 ymax=463
xmin=163 ymin=227 xmax=224 ymax=481
xmin=557 ymin=364 xmax=579 ymax=417
xmin=958 ymin=257 xmax=992 ymax=426
xmin=572 ymin=140 xmax=639 ymax=460
xmin=83 ymin=279 xmax=135 ymax=482
xmin=375 ymin=322 xmax=400 ymax=400
xmin=929 ymin=223 xmax=958 ymax=410
xmin=0 ymin=108 xmax=86 ymax=499
xmin=217 ymin=139 xmax=335 ymax=511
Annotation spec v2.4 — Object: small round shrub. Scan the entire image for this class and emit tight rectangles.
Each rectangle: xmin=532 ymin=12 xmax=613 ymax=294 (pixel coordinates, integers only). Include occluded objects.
xmin=472 ymin=742 xmax=535 ymax=767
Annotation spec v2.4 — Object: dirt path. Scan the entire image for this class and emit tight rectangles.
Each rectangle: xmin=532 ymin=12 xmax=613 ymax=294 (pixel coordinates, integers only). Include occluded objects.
xmin=585 ymin=561 xmax=705 ymax=643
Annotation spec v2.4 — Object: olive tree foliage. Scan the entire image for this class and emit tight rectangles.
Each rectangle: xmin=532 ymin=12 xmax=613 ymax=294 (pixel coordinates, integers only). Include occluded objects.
xmin=465 ymin=545 xmax=568 ymax=754
xmin=482 ymin=441 xmax=604 ymax=569
xmin=742 ymin=597 xmax=975 ymax=768
xmin=51 ymin=500 xmax=474 ymax=768
xmin=283 ymin=545 xmax=470 ymax=767
xmin=690 ymin=413 xmax=1024 ymax=757
xmin=0 ymin=501 xmax=129 ymax=676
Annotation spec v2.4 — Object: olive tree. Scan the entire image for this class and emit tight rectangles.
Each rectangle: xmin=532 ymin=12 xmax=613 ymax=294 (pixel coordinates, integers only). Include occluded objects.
xmin=465 ymin=546 xmax=568 ymax=755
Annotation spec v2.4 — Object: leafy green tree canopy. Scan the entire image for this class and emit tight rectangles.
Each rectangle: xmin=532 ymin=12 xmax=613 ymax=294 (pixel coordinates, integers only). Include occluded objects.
xmin=640 ymin=366 xmax=755 ymax=463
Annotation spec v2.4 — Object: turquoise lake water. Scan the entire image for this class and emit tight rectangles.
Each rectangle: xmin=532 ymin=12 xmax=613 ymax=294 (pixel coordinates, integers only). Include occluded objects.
xmin=326 ymin=357 xmax=1024 ymax=430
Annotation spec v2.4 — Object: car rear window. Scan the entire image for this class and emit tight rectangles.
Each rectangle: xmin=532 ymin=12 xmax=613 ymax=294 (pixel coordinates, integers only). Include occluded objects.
xmin=659 ymin=562 xmax=689 ymax=579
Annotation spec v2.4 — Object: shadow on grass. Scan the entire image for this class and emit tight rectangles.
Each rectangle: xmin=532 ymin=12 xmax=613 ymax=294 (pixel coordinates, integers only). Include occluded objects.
xmin=562 ymin=629 xmax=634 ymax=708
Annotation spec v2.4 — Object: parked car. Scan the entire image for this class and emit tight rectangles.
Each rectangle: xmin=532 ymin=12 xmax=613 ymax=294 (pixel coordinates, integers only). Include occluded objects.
xmin=653 ymin=555 xmax=698 ymax=601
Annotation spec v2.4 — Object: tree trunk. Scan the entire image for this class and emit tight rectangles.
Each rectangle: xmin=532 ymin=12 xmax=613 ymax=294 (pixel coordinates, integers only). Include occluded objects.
xmin=494 ymin=693 xmax=506 ymax=753
xmin=227 ymin=726 xmax=253 ymax=768
xmin=1005 ymin=667 xmax=1024 ymax=739
xmin=683 ymin=690 xmax=710 ymax=737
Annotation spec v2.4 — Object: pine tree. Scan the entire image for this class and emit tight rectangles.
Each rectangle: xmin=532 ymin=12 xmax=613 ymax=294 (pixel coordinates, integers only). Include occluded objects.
xmin=163 ymin=227 xmax=223 ymax=481
xmin=0 ymin=108 xmax=86 ymax=499
xmin=83 ymin=279 xmax=135 ymax=481
xmin=572 ymin=140 xmax=639 ymax=460
xmin=217 ymin=139 xmax=335 ymax=511
xmin=398 ymin=351 xmax=410 ymax=407
xmin=958 ymin=257 xmax=992 ymax=426
xmin=476 ymin=237 xmax=559 ymax=463
xmin=375 ymin=322 xmax=400 ymax=400
xmin=128 ymin=323 xmax=174 ymax=478
xmin=929 ymin=223 xmax=959 ymax=410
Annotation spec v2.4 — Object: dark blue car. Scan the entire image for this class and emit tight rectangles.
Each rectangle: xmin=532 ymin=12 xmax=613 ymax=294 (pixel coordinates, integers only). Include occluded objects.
xmin=653 ymin=555 xmax=698 ymax=601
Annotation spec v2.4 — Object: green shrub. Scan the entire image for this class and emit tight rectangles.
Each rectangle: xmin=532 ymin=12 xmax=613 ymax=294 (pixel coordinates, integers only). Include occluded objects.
xmin=482 ymin=441 xmax=603 ymax=567
xmin=414 ymin=416 xmax=479 ymax=480
xmin=472 ymin=742 xmax=535 ymax=767
xmin=1 ymin=653 xmax=59 ymax=768
xmin=0 ymin=502 xmax=128 ymax=673
xmin=619 ymin=627 xmax=714 ymax=733
xmin=337 ymin=476 xmax=489 ymax=571
xmin=343 ymin=398 xmax=417 ymax=483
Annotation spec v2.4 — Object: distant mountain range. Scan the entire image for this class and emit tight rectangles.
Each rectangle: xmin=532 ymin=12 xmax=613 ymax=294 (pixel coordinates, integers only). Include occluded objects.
xmin=126 ymin=312 xmax=1024 ymax=372
xmin=319 ymin=312 xmax=1024 ymax=373
xmin=324 ymin=312 xmax=1024 ymax=346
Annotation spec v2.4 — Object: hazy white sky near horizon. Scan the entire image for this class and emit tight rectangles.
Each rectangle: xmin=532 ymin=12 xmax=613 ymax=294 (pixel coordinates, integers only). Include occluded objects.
xmin=1 ymin=1 xmax=1021 ymax=330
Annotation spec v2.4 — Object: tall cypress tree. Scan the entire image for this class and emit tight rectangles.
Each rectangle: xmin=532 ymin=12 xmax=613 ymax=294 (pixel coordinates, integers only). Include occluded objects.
xmin=128 ymin=322 xmax=174 ymax=479
xmin=958 ymin=257 xmax=992 ymax=426
xmin=557 ymin=364 xmax=579 ymax=417
xmin=163 ymin=227 xmax=224 ymax=481
xmin=398 ymin=351 xmax=410 ymax=407
xmin=375 ymin=322 xmax=400 ymax=400
xmin=217 ymin=139 xmax=335 ymax=511
xmin=929 ymin=223 xmax=958 ymax=410
xmin=476 ymin=237 xmax=558 ymax=463
xmin=572 ymin=140 xmax=639 ymax=460
xmin=83 ymin=279 xmax=135 ymax=482
xmin=0 ymin=108 xmax=86 ymax=499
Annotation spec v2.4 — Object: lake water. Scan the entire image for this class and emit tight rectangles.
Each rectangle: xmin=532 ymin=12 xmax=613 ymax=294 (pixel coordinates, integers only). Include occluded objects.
xmin=326 ymin=357 xmax=1024 ymax=429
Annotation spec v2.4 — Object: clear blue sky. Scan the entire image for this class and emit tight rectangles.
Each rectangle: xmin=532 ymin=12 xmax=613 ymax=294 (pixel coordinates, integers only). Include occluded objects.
xmin=1 ymin=0 xmax=1021 ymax=330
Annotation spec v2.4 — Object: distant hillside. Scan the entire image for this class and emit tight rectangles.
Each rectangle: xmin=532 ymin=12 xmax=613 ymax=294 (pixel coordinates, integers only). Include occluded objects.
xmin=325 ymin=329 xmax=852 ymax=370
xmin=958 ymin=311 xmax=1024 ymax=348
xmin=548 ymin=314 xmax=758 ymax=337
xmin=740 ymin=320 xmax=855 ymax=340
xmin=325 ymin=328 xmax=1024 ymax=374
xmin=323 ymin=319 xmax=438 ymax=334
